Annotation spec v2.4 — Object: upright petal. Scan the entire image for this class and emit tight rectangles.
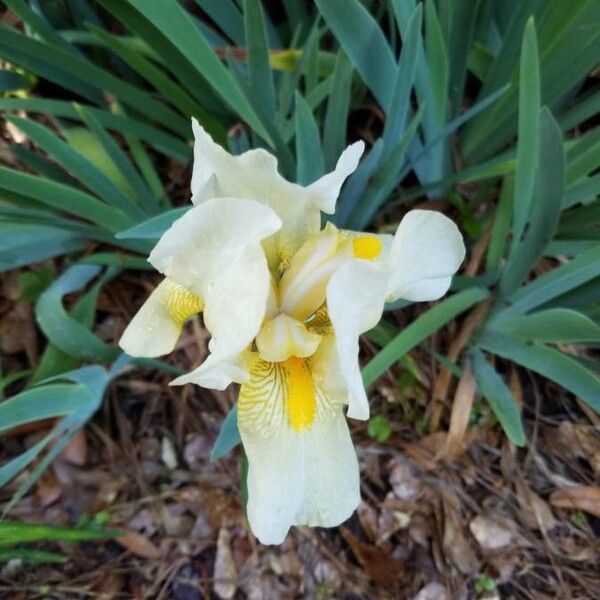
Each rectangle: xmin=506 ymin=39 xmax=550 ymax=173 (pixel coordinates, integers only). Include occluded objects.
xmin=326 ymin=260 xmax=388 ymax=420
xmin=386 ymin=210 xmax=465 ymax=302
xmin=150 ymin=197 xmax=281 ymax=387
xmin=119 ymin=278 xmax=202 ymax=358
xmin=191 ymin=120 xmax=363 ymax=263
xmin=238 ymin=355 xmax=359 ymax=544
xmin=306 ymin=141 xmax=365 ymax=214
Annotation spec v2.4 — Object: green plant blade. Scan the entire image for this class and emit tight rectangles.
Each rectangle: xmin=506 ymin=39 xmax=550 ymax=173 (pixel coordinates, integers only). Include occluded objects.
xmin=210 ymin=406 xmax=242 ymax=462
xmin=116 ymin=207 xmax=189 ymax=241
xmin=0 ymin=167 xmax=131 ymax=231
xmin=35 ymin=265 xmax=120 ymax=362
xmin=315 ymin=0 xmax=395 ymax=108
xmin=488 ymin=308 xmax=600 ymax=344
xmin=362 ymin=287 xmax=489 ymax=387
xmin=0 ymin=383 xmax=91 ymax=434
xmin=500 ymin=107 xmax=565 ymax=296
xmin=294 ymin=91 xmax=324 ymax=185
xmin=244 ymin=0 xmax=277 ymax=118
xmin=123 ymin=0 xmax=272 ymax=145
xmin=471 ymin=348 xmax=526 ymax=446
xmin=477 ymin=330 xmax=600 ymax=413
xmin=511 ymin=17 xmax=540 ymax=248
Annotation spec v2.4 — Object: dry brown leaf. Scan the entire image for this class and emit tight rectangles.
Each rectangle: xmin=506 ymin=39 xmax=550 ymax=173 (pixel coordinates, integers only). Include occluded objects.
xmin=214 ymin=527 xmax=238 ymax=600
xmin=60 ymin=429 xmax=88 ymax=466
xmin=437 ymin=362 xmax=476 ymax=460
xmin=357 ymin=500 xmax=378 ymax=541
xmin=469 ymin=516 xmax=513 ymax=551
xmin=412 ymin=582 xmax=451 ymax=600
xmin=389 ymin=459 xmax=422 ymax=501
xmin=514 ymin=478 xmax=558 ymax=533
xmin=117 ymin=531 xmax=162 ymax=559
xmin=442 ymin=498 xmax=479 ymax=574
xmin=341 ymin=527 xmax=405 ymax=587
xmin=557 ymin=422 xmax=600 ymax=475
xmin=0 ymin=302 xmax=38 ymax=363
xmin=549 ymin=486 xmax=600 ymax=518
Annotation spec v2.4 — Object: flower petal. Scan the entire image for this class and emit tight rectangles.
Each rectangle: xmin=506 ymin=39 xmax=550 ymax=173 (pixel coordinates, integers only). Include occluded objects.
xmin=171 ymin=352 xmax=249 ymax=390
xmin=386 ymin=210 xmax=465 ymax=302
xmin=238 ymin=356 xmax=359 ymax=544
xmin=191 ymin=120 xmax=363 ymax=262
xmin=119 ymin=279 xmax=202 ymax=358
xmin=149 ymin=197 xmax=281 ymax=388
xmin=306 ymin=141 xmax=365 ymax=214
xmin=255 ymin=314 xmax=322 ymax=363
xmin=326 ymin=260 xmax=388 ymax=420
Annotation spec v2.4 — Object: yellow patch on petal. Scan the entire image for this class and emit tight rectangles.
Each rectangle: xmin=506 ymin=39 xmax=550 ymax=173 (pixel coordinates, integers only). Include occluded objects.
xmin=283 ymin=357 xmax=316 ymax=432
xmin=165 ymin=283 xmax=203 ymax=325
xmin=352 ymin=235 xmax=382 ymax=260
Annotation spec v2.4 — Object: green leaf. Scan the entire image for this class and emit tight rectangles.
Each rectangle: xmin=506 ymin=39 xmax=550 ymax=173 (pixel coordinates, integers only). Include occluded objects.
xmin=123 ymin=0 xmax=272 ymax=145
xmin=0 ymin=222 xmax=86 ymax=273
xmin=424 ymin=0 xmax=449 ymax=123
xmin=210 ymin=406 xmax=242 ymax=462
xmin=72 ymin=106 xmax=157 ymax=213
xmin=0 ymin=68 xmax=28 ymax=92
xmin=381 ymin=4 xmax=421 ymax=159
xmin=18 ymin=268 xmax=54 ymax=302
xmin=367 ymin=415 xmax=392 ymax=443
xmin=0 ymin=548 xmax=66 ymax=563
xmin=0 ymin=25 xmax=189 ymax=137
xmin=0 ymin=98 xmax=190 ymax=162
xmin=315 ymin=0 xmax=396 ymax=108
xmin=486 ymin=176 xmax=514 ymax=271
xmin=116 ymin=207 xmax=189 ymax=241
xmin=496 ymin=244 xmax=600 ymax=318
xmin=511 ymin=17 xmax=541 ymax=249
xmin=244 ymin=0 xmax=276 ymax=118
xmin=1 ymin=364 xmax=118 ymax=508
xmin=438 ymin=0 xmax=479 ymax=116
xmin=87 ymin=24 xmax=220 ymax=132
xmin=6 ymin=116 xmax=145 ymax=222
xmin=349 ymin=107 xmax=424 ymax=229
xmin=294 ymin=91 xmax=324 ymax=185
xmin=35 ymin=265 xmax=120 ymax=362
xmin=322 ymin=50 xmax=352 ymax=171
xmin=0 ymin=166 xmax=131 ymax=232
xmin=500 ymin=107 xmax=565 ymax=295
xmin=362 ymin=288 xmax=489 ymax=387
xmin=489 ymin=308 xmax=600 ymax=344
xmin=471 ymin=348 xmax=526 ymax=446
xmin=31 ymin=265 xmax=111 ymax=384
xmin=194 ymin=0 xmax=245 ymax=45
xmin=3 ymin=0 xmax=79 ymax=56
xmin=0 ymin=522 xmax=119 ymax=546
xmin=0 ymin=383 xmax=91 ymax=434
xmin=477 ymin=330 xmax=600 ymax=414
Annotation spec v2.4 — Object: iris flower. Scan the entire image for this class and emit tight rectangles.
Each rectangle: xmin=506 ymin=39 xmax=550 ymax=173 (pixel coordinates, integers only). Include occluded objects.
xmin=120 ymin=119 xmax=465 ymax=544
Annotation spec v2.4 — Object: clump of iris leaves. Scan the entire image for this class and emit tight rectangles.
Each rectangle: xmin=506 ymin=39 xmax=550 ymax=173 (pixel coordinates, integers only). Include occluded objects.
xmin=0 ymin=0 xmax=598 ymax=562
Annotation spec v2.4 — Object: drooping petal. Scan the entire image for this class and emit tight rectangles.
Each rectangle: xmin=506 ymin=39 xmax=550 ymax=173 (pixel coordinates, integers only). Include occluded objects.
xmin=306 ymin=141 xmax=365 ymax=214
xmin=237 ymin=355 xmax=359 ymax=544
xmin=171 ymin=351 xmax=250 ymax=390
xmin=119 ymin=279 xmax=203 ymax=358
xmin=191 ymin=119 xmax=363 ymax=263
xmin=386 ymin=210 xmax=465 ymax=302
xmin=149 ymin=197 xmax=281 ymax=387
xmin=326 ymin=260 xmax=388 ymax=420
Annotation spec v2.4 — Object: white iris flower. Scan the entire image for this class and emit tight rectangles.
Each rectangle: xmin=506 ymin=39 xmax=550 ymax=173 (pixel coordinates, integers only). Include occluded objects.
xmin=120 ymin=118 xmax=465 ymax=544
